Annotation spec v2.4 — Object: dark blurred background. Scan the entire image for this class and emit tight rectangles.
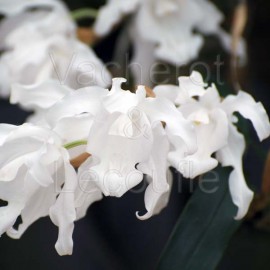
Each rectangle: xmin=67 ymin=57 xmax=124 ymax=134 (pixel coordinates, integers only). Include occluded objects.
xmin=0 ymin=0 xmax=270 ymax=269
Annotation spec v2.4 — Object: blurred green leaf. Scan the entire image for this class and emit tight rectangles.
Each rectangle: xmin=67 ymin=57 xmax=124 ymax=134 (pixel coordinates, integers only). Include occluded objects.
xmin=158 ymin=166 xmax=241 ymax=270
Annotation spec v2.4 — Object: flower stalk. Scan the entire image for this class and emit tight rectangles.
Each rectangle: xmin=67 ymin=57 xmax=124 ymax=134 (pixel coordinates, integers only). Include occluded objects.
xmin=64 ymin=140 xmax=88 ymax=150
xmin=71 ymin=8 xmax=99 ymax=20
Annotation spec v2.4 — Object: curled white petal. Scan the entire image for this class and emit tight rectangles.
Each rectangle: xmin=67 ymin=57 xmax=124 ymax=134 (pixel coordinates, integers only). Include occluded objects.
xmin=216 ymin=124 xmax=254 ymax=219
xmin=49 ymin=159 xmax=77 ymax=256
xmin=136 ymin=122 xmax=170 ymax=220
xmin=76 ymin=157 xmax=103 ymax=220
xmin=221 ymin=90 xmax=270 ymax=141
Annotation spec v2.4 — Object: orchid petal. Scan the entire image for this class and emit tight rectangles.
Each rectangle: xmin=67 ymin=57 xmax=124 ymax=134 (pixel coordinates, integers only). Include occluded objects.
xmin=221 ymin=91 xmax=270 ymax=141
xmin=63 ymin=41 xmax=112 ymax=89
xmin=136 ymin=122 xmax=170 ymax=220
xmin=94 ymin=0 xmax=140 ymax=36
xmin=0 ymin=124 xmax=17 ymax=145
xmin=178 ymin=71 xmax=207 ymax=99
xmin=195 ymin=0 xmax=224 ymax=34
xmin=140 ymin=97 xmax=197 ymax=156
xmin=26 ymin=144 xmax=60 ymax=187
xmin=46 ymin=86 xmax=108 ymax=128
xmin=0 ymin=202 xmax=23 ymax=235
xmin=0 ymin=168 xmax=26 ymax=235
xmin=7 ymin=173 xmax=59 ymax=239
xmin=154 ymin=71 xmax=207 ymax=105
xmin=216 ymin=124 xmax=254 ymax=219
xmin=153 ymin=85 xmax=179 ymax=103
xmin=50 ymin=158 xmax=77 ymax=256
xmin=0 ymin=61 xmax=11 ymax=98
xmin=172 ymin=109 xmax=228 ymax=178
xmin=87 ymin=108 xmax=151 ymax=197
xmin=199 ymin=84 xmax=220 ymax=108
xmin=0 ymin=138 xmax=48 ymax=182
xmin=129 ymin=25 xmax=156 ymax=86
xmin=76 ymin=157 xmax=103 ymax=220
xmin=53 ymin=114 xmax=93 ymax=144
xmin=103 ymin=78 xmax=140 ymax=114
xmin=10 ymin=80 xmax=72 ymax=110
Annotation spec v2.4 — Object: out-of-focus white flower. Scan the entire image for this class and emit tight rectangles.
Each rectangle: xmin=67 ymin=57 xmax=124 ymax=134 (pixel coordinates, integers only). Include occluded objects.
xmin=154 ymin=71 xmax=270 ymax=219
xmin=0 ymin=0 xmax=64 ymax=16
xmin=94 ymin=0 xmax=246 ymax=84
xmin=0 ymin=0 xmax=111 ymax=98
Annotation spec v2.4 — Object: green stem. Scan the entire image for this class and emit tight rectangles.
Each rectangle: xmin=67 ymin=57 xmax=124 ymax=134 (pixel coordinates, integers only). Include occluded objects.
xmin=71 ymin=8 xmax=99 ymax=20
xmin=64 ymin=140 xmax=87 ymax=150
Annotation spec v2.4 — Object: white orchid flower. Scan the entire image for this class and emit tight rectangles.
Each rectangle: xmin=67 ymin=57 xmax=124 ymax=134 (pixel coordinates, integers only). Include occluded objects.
xmin=217 ymin=91 xmax=270 ymax=219
xmin=0 ymin=124 xmax=101 ymax=256
xmin=77 ymin=78 xmax=196 ymax=219
xmin=0 ymin=123 xmax=78 ymax=255
xmin=154 ymin=71 xmax=270 ymax=219
xmin=0 ymin=0 xmax=111 ymax=97
xmin=94 ymin=0 xmax=246 ymax=84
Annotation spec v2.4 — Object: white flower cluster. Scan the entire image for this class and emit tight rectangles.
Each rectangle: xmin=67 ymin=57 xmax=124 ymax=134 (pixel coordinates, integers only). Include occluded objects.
xmin=0 ymin=71 xmax=268 ymax=255
xmin=0 ymin=0 xmax=111 ymax=98
xmin=0 ymin=0 xmax=268 ymax=258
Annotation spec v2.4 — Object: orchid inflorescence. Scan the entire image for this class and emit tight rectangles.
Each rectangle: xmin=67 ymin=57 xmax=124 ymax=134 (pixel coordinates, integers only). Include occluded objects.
xmin=0 ymin=71 xmax=269 ymax=255
xmin=0 ymin=0 xmax=269 ymax=258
